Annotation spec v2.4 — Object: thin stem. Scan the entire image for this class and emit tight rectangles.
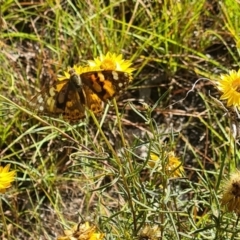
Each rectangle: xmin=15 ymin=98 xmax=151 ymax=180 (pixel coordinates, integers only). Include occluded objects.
xmin=0 ymin=197 xmax=9 ymax=239
xmin=88 ymin=108 xmax=137 ymax=231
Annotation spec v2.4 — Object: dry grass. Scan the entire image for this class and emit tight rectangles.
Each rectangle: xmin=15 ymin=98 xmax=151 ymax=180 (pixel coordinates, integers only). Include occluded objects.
xmin=0 ymin=0 xmax=240 ymax=239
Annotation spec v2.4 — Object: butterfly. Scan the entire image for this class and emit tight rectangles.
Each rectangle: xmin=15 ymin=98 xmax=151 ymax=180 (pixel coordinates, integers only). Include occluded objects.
xmin=31 ymin=69 xmax=130 ymax=121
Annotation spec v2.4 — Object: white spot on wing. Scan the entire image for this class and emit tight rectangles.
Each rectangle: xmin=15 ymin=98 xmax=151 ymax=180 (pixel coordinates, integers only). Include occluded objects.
xmin=112 ymin=71 xmax=119 ymax=80
xmin=118 ymin=82 xmax=123 ymax=88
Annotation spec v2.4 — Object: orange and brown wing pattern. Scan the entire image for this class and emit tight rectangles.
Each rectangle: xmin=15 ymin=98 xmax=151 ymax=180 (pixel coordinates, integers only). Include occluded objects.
xmin=30 ymin=70 xmax=88 ymax=121
xmin=83 ymin=85 xmax=103 ymax=115
xmin=30 ymin=69 xmax=129 ymax=121
xmin=79 ymin=70 xmax=130 ymax=101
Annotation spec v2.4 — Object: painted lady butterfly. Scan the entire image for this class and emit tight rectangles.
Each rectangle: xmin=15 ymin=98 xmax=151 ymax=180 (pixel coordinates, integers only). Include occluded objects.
xmin=31 ymin=69 xmax=131 ymax=121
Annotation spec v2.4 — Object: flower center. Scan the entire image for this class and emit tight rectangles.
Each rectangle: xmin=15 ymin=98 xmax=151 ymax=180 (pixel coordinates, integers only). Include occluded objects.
xmin=101 ymin=59 xmax=116 ymax=70
xmin=232 ymin=181 xmax=240 ymax=197
xmin=232 ymin=79 xmax=240 ymax=93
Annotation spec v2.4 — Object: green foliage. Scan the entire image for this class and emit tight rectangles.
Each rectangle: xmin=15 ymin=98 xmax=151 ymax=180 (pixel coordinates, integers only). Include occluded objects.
xmin=1 ymin=0 xmax=240 ymax=239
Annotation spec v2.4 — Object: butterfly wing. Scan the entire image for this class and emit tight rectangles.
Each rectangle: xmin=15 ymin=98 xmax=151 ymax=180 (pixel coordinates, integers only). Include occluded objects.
xmin=31 ymin=79 xmax=86 ymax=121
xmin=79 ymin=71 xmax=130 ymax=101
xmin=83 ymin=85 xmax=103 ymax=115
xmin=29 ymin=69 xmax=128 ymax=121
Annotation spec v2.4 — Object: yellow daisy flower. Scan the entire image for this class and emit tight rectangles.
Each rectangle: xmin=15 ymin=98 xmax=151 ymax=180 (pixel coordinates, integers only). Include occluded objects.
xmin=221 ymin=170 xmax=240 ymax=215
xmin=149 ymin=151 xmax=184 ymax=178
xmin=217 ymin=69 xmax=240 ymax=108
xmin=88 ymin=52 xmax=135 ymax=77
xmin=138 ymin=224 xmax=161 ymax=240
xmin=0 ymin=164 xmax=16 ymax=194
xmin=57 ymin=222 xmax=104 ymax=240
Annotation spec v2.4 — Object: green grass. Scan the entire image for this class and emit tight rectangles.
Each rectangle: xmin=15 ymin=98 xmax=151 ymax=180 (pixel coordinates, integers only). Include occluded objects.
xmin=1 ymin=0 xmax=240 ymax=239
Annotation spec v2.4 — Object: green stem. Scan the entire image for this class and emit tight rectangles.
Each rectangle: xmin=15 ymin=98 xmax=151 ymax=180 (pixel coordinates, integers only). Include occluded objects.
xmin=0 ymin=197 xmax=9 ymax=239
xmin=89 ymin=108 xmax=137 ymax=231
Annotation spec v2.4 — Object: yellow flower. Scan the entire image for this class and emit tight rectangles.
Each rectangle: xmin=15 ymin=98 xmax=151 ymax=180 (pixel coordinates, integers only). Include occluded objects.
xmin=217 ymin=69 xmax=240 ymax=108
xmin=138 ymin=224 xmax=161 ymax=240
xmin=57 ymin=222 xmax=104 ymax=240
xmin=149 ymin=151 xmax=184 ymax=178
xmin=221 ymin=170 xmax=240 ymax=214
xmin=88 ymin=52 xmax=135 ymax=78
xmin=74 ymin=65 xmax=103 ymax=75
xmin=0 ymin=164 xmax=16 ymax=194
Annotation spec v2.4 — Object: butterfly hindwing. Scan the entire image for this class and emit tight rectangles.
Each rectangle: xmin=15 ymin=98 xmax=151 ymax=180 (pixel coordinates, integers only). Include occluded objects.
xmin=83 ymin=86 xmax=103 ymax=115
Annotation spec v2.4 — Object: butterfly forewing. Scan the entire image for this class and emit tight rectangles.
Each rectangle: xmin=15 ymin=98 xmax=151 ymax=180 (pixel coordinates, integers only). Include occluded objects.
xmin=79 ymin=70 xmax=130 ymax=101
